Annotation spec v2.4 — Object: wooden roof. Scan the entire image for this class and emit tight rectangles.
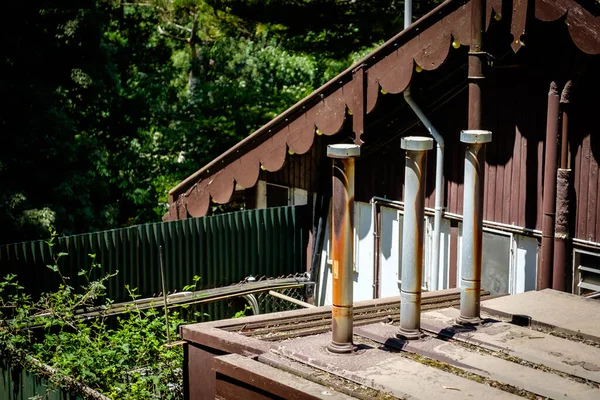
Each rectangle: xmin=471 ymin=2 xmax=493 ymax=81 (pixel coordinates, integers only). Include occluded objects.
xmin=164 ymin=0 xmax=600 ymax=221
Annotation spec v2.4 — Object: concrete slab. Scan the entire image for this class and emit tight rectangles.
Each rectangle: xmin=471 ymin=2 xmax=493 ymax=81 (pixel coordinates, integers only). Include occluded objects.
xmin=422 ymin=308 xmax=600 ymax=384
xmin=271 ymin=333 xmax=520 ymax=400
xmin=481 ymin=289 xmax=600 ymax=342
xmin=356 ymin=323 xmax=600 ymax=400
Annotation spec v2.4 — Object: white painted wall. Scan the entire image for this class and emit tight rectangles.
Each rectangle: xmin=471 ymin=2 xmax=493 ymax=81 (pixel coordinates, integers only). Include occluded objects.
xmin=317 ymin=202 xmax=374 ymax=306
xmin=457 ymin=224 xmax=539 ymax=295
xmin=290 ymin=187 xmax=308 ymax=206
xmin=424 ymin=217 xmax=451 ymax=291
xmin=514 ymin=235 xmax=538 ymax=293
xmin=317 ymin=201 xmax=540 ymax=306
xmin=378 ymin=206 xmax=401 ymax=298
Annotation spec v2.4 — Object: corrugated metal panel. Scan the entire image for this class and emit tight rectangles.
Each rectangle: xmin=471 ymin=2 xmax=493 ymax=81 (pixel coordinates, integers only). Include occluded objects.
xmin=0 ymin=359 xmax=82 ymax=400
xmin=0 ymin=206 xmax=308 ymax=303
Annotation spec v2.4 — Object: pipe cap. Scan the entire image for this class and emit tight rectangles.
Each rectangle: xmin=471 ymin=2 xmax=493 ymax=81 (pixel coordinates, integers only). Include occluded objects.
xmin=401 ymin=136 xmax=434 ymax=151
xmin=327 ymin=144 xmax=361 ymax=158
xmin=460 ymin=130 xmax=492 ymax=144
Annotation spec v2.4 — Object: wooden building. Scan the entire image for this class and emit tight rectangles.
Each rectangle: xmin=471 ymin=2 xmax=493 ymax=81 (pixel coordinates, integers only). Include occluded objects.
xmin=165 ymin=0 xmax=600 ymax=302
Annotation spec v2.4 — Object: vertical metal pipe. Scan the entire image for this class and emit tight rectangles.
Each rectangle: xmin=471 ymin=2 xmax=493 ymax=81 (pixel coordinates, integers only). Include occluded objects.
xmin=327 ymin=144 xmax=360 ymax=354
xmin=159 ymin=245 xmax=172 ymax=345
xmin=373 ymin=204 xmax=381 ymax=299
xmin=404 ymin=0 xmax=412 ymax=29
xmin=553 ymin=81 xmax=572 ymax=292
xmin=468 ymin=0 xmax=484 ymax=131
xmin=457 ymin=130 xmax=492 ymax=326
xmin=540 ymin=82 xmax=560 ymax=290
xmin=404 ymin=87 xmax=445 ymax=291
xmin=397 ymin=137 xmax=433 ymax=340
xmin=461 ymin=2 xmax=486 ymax=317
xmin=553 ymin=169 xmax=571 ymax=292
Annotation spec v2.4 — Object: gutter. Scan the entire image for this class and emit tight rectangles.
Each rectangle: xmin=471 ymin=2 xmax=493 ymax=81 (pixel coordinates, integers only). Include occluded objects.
xmin=539 ymin=82 xmax=560 ymax=290
xmin=404 ymin=86 xmax=445 ymax=291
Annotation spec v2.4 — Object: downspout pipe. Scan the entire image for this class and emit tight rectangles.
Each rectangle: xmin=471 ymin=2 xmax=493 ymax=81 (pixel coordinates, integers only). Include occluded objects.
xmin=404 ymin=87 xmax=445 ymax=291
xmin=539 ymin=82 xmax=560 ymax=290
xmin=404 ymin=0 xmax=412 ymax=29
xmin=553 ymin=81 xmax=572 ymax=292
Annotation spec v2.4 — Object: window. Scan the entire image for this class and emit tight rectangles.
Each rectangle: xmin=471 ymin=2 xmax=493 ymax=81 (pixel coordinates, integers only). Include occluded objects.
xmin=255 ymin=180 xmax=308 ymax=209
xmin=457 ymin=226 xmax=514 ymax=295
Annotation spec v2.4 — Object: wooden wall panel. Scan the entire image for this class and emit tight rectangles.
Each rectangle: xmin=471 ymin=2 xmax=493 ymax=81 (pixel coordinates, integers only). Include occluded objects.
xmin=259 ymin=66 xmax=600 ymax=245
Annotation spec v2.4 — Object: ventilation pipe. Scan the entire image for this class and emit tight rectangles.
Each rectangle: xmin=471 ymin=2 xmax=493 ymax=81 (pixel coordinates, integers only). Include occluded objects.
xmin=327 ymin=144 xmax=360 ymax=354
xmin=404 ymin=87 xmax=445 ymax=291
xmin=457 ymin=130 xmax=492 ymax=326
xmin=397 ymin=137 xmax=433 ymax=340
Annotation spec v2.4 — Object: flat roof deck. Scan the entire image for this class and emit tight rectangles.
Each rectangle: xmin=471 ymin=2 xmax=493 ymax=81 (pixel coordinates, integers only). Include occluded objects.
xmin=181 ymin=289 xmax=600 ymax=399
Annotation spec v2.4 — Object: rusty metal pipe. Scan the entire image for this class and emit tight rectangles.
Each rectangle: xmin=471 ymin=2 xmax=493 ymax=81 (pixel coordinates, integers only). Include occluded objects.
xmin=553 ymin=81 xmax=572 ymax=292
xmin=327 ymin=144 xmax=360 ymax=354
xmin=460 ymin=1 xmax=485 ymax=320
xmin=468 ymin=0 xmax=484 ymax=131
xmin=398 ymin=137 xmax=433 ymax=340
xmin=540 ymin=82 xmax=560 ymax=290
xmin=457 ymin=130 xmax=492 ymax=326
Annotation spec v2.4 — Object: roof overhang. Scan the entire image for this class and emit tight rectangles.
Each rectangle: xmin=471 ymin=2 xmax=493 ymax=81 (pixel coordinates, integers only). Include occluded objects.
xmin=164 ymin=0 xmax=600 ymax=221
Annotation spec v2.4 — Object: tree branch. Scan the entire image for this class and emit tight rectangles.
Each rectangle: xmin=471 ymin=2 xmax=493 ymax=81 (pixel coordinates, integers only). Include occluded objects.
xmin=157 ymin=26 xmax=188 ymax=42
xmin=168 ymin=21 xmax=193 ymax=33
xmin=122 ymin=2 xmax=153 ymax=6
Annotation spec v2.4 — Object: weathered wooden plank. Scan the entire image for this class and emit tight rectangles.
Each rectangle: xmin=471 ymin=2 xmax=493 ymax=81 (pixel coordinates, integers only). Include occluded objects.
xmin=577 ymin=136 xmax=591 ymax=240
xmin=587 ymin=142 xmax=598 ymax=242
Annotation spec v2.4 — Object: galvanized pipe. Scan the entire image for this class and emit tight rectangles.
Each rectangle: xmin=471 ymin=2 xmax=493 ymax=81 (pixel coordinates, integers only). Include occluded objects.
xmin=460 ymin=1 xmax=485 ymax=320
xmin=327 ymin=144 xmax=360 ymax=354
xmin=540 ymin=82 xmax=560 ymax=290
xmin=404 ymin=0 xmax=412 ymax=29
xmin=404 ymin=86 xmax=445 ymax=291
xmin=398 ymin=137 xmax=433 ymax=340
xmin=457 ymin=130 xmax=492 ymax=326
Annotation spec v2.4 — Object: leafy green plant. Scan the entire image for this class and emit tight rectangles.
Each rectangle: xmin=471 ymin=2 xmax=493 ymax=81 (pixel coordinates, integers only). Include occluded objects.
xmin=0 ymin=234 xmax=198 ymax=399
xmin=232 ymin=304 xmax=252 ymax=318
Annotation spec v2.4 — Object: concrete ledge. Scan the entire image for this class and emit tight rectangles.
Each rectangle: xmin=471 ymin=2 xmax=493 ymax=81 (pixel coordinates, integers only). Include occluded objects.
xmin=481 ymin=289 xmax=600 ymax=342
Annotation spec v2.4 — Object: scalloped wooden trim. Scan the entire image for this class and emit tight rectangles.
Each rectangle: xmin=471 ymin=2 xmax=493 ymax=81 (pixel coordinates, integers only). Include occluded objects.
xmin=166 ymin=1 xmax=474 ymax=219
xmin=486 ymin=0 xmax=503 ymax=30
xmin=535 ymin=0 xmax=600 ymax=55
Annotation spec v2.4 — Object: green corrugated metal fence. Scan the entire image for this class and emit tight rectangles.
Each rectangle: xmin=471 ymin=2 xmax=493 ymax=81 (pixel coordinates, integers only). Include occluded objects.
xmin=0 ymin=206 xmax=308 ymax=303
xmin=0 ymin=359 xmax=82 ymax=400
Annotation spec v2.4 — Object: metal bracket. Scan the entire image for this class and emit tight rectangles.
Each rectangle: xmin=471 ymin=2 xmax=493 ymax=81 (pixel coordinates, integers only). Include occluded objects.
xmin=468 ymin=51 xmax=496 ymax=68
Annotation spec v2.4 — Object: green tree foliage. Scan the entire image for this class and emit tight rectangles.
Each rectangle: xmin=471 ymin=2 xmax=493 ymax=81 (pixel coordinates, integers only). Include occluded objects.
xmin=1 ymin=0 xmax=444 ymax=243
xmin=207 ymin=0 xmax=444 ymax=56
xmin=0 ymin=256 xmax=186 ymax=399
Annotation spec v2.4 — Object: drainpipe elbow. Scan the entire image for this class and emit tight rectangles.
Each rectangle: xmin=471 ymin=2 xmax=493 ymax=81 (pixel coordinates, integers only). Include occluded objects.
xmin=403 ymin=86 xmax=412 ymax=100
